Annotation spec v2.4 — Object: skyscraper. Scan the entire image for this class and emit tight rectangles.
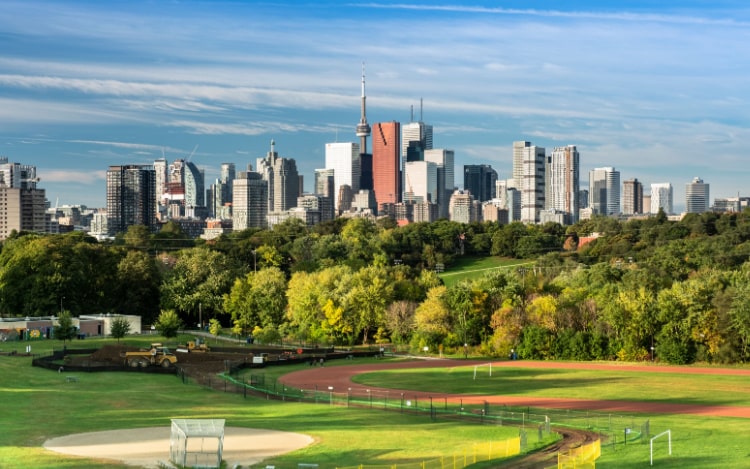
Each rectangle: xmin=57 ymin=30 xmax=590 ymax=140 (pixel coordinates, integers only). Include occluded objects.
xmin=513 ymin=141 xmax=546 ymax=223
xmin=685 ymin=177 xmax=710 ymax=213
xmin=371 ymin=121 xmax=401 ymax=210
xmin=404 ymin=160 xmax=438 ymax=204
xmin=232 ymin=169 xmax=267 ymax=230
xmin=650 ymin=182 xmax=673 ymax=215
xmin=0 ymin=158 xmax=46 ymax=240
xmin=314 ymin=168 xmax=335 ymax=222
xmin=622 ymin=178 xmax=644 ymax=215
xmin=325 ymin=141 xmax=361 ymax=212
xmin=424 ymin=148 xmax=454 ymax=219
xmin=256 ymin=140 xmax=300 ymax=213
xmin=544 ymin=145 xmax=579 ymax=224
xmin=589 ymin=167 xmax=620 ymax=216
xmin=463 ymin=164 xmax=498 ymax=203
xmin=106 ymin=164 xmax=157 ymax=235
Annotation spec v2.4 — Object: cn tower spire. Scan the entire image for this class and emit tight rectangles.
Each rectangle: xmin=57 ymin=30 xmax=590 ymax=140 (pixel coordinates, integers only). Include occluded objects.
xmin=355 ymin=62 xmax=371 ymax=155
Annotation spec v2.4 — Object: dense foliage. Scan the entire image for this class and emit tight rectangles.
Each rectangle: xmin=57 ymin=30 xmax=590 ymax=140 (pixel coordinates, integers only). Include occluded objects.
xmin=3 ymin=210 xmax=750 ymax=363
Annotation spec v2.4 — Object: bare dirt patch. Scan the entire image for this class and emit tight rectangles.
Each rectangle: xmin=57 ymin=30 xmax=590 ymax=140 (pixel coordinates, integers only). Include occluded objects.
xmin=43 ymin=427 xmax=313 ymax=469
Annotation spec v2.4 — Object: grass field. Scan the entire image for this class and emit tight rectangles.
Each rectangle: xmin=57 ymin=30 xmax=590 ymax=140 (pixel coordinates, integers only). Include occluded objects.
xmin=351 ymin=364 xmax=750 ymax=406
xmin=3 ymin=336 xmax=750 ymax=468
xmin=0 ymin=337 xmax=528 ymax=469
xmin=438 ymin=257 xmax=532 ymax=287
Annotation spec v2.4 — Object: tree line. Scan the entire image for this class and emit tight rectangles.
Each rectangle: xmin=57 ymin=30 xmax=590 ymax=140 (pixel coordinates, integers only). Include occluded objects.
xmin=2 ymin=208 xmax=750 ymax=363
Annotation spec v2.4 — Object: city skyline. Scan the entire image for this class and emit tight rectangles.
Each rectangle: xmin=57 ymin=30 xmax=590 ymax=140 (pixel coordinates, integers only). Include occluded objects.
xmin=1 ymin=1 xmax=748 ymax=210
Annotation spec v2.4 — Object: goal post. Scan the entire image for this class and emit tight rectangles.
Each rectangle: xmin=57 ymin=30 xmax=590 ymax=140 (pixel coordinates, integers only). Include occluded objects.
xmin=473 ymin=362 xmax=493 ymax=380
xmin=650 ymin=429 xmax=672 ymax=466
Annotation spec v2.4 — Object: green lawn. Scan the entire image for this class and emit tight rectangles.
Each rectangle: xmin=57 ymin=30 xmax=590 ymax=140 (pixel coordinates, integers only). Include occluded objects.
xmin=439 ymin=257 xmax=532 ymax=287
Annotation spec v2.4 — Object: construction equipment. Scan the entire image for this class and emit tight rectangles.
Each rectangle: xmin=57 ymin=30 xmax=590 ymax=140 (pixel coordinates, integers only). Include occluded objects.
xmin=176 ymin=339 xmax=210 ymax=353
xmin=123 ymin=343 xmax=178 ymax=368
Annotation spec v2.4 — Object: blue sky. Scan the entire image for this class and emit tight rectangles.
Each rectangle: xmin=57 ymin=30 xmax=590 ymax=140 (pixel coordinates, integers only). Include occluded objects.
xmin=1 ymin=1 xmax=748 ymax=210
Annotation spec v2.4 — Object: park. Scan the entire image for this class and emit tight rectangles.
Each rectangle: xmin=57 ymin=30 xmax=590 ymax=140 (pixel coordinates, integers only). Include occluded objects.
xmin=2 ymin=333 xmax=749 ymax=468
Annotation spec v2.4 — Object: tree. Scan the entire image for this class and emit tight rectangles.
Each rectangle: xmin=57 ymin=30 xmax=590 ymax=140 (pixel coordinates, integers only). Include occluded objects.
xmin=160 ymin=247 xmax=244 ymax=322
xmin=209 ymin=318 xmax=222 ymax=344
xmin=154 ymin=310 xmax=182 ymax=339
xmin=109 ymin=316 xmax=131 ymax=342
xmin=54 ymin=311 xmax=77 ymax=345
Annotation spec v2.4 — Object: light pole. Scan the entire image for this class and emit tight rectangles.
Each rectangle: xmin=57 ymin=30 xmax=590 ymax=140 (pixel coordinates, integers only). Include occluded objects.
xmin=252 ymin=250 xmax=257 ymax=272
xmin=328 ymin=386 xmax=334 ymax=405
xmin=60 ymin=296 xmax=65 ymax=314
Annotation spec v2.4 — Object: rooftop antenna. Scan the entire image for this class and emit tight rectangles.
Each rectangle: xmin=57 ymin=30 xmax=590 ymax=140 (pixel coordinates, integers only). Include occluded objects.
xmin=420 ymin=97 xmax=423 ymax=122
xmin=410 ymin=105 xmax=414 ymax=123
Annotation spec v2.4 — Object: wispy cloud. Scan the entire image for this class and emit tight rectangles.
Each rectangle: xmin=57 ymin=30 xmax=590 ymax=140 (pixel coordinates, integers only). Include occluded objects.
xmin=353 ymin=3 xmax=750 ymax=27
xmin=39 ymin=169 xmax=106 ymax=184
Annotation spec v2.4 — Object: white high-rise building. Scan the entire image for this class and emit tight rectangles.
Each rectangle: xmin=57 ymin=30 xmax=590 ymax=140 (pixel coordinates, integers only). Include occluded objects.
xmin=650 ymin=182 xmax=673 ymax=215
xmin=401 ymin=121 xmax=433 ymax=160
xmin=588 ymin=167 xmax=620 ymax=216
xmin=545 ymin=145 xmax=580 ymax=224
xmin=325 ymin=142 xmax=360 ymax=212
xmin=404 ymin=161 xmax=438 ymax=204
xmin=513 ymin=141 xmax=545 ymax=223
xmin=685 ymin=177 xmax=710 ymax=214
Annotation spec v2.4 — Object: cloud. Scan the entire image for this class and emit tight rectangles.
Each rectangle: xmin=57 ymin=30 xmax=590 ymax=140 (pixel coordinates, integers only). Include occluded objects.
xmin=39 ymin=169 xmax=106 ymax=184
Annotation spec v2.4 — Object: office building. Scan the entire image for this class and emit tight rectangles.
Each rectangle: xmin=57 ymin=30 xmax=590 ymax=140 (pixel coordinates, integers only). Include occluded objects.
xmin=404 ymin=161 xmax=438 ymax=204
xmin=0 ymin=159 xmax=46 ymax=240
xmin=256 ymin=140 xmax=300 ymax=213
xmin=685 ymin=177 xmax=710 ymax=214
xmin=589 ymin=167 xmax=620 ymax=216
xmin=106 ymin=164 xmax=157 ymax=235
xmin=463 ymin=164 xmax=497 ymax=203
xmin=325 ymin=142 xmax=361 ymax=212
xmin=650 ymin=182 xmax=673 ymax=215
xmin=233 ymin=170 xmax=268 ymax=230
xmin=371 ymin=121 xmax=401 ymax=210
xmin=545 ymin=145 xmax=580 ymax=224
xmin=513 ymin=141 xmax=545 ymax=223
xmin=622 ymin=178 xmax=644 ymax=215
xmin=424 ymin=149 xmax=454 ymax=219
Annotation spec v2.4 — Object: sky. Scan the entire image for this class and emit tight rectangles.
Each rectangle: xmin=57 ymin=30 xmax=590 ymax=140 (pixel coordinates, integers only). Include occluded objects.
xmin=1 ymin=1 xmax=749 ymax=211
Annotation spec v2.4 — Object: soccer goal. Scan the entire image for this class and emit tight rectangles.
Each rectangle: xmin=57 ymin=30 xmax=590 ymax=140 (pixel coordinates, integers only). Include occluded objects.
xmin=473 ymin=362 xmax=493 ymax=380
xmin=650 ymin=429 xmax=672 ymax=466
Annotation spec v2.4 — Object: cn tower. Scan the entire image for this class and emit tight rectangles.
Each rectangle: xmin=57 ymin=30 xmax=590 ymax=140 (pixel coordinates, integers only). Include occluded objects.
xmin=355 ymin=62 xmax=371 ymax=154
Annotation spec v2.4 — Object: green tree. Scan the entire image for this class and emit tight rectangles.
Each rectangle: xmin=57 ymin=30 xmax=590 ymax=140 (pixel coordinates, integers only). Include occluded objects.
xmin=109 ymin=316 xmax=131 ymax=342
xmin=160 ymin=247 xmax=243 ymax=322
xmin=54 ymin=311 xmax=77 ymax=345
xmin=346 ymin=265 xmax=394 ymax=344
xmin=413 ymin=286 xmax=452 ymax=349
xmin=114 ymin=250 xmax=161 ymax=326
xmin=209 ymin=318 xmax=223 ymax=344
xmin=154 ymin=309 xmax=182 ymax=339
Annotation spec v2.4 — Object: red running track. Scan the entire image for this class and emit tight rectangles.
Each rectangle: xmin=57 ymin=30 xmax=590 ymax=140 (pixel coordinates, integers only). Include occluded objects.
xmin=279 ymin=358 xmax=750 ymax=418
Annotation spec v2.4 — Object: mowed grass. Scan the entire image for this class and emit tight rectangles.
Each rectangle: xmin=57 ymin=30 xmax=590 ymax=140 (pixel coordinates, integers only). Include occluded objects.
xmin=0 ymin=338 xmax=526 ymax=469
xmin=352 ymin=363 xmax=750 ymax=407
xmin=438 ymin=257 xmax=532 ymax=287
xmin=352 ymin=362 xmax=750 ymax=467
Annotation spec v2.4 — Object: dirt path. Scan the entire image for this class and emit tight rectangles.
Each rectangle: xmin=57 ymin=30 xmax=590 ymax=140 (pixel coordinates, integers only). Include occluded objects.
xmin=280 ymin=358 xmax=750 ymax=418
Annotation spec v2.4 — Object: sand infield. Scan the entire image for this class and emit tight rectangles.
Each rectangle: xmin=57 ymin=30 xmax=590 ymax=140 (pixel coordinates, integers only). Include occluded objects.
xmin=43 ymin=426 xmax=313 ymax=468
